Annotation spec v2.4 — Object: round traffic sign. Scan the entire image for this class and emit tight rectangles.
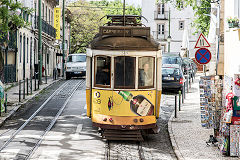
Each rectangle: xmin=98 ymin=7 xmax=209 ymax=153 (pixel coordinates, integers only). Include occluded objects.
xmin=195 ymin=48 xmax=211 ymax=65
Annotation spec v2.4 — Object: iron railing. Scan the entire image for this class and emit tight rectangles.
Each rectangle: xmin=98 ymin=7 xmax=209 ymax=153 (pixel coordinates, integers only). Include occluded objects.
xmin=35 ymin=16 xmax=56 ymax=38
xmin=154 ymin=11 xmax=169 ymax=20
xmin=4 ymin=65 xmax=16 ymax=83
xmin=152 ymin=31 xmax=168 ymax=40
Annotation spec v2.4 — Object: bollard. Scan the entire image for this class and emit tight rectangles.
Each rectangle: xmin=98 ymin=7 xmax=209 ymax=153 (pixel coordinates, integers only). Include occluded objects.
xmin=23 ymin=79 xmax=26 ymax=99
xmin=189 ymin=75 xmax=191 ymax=89
xmin=184 ymin=81 xmax=186 ymax=99
xmin=179 ymin=90 xmax=181 ymax=111
xmin=19 ymin=80 xmax=21 ymax=102
xmin=27 ymin=78 xmax=29 ymax=96
xmin=30 ymin=75 xmax=33 ymax=94
xmin=53 ymin=69 xmax=55 ymax=81
xmin=4 ymin=93 xmax=7 ymax=113
xmin=34 ymin=72 xmax=37 ymax=91
xmin=187 ymin=76 xmax=189 ymax=93
xmin=45 ymin=74 xmax=47 ymax=84
xmin=182 ymin=85 xmax=184 ymax=104
xmin=175 ymin=95 xmax=177 ymax=118
xmin=38 ymin=78 xmax=40 ymax=90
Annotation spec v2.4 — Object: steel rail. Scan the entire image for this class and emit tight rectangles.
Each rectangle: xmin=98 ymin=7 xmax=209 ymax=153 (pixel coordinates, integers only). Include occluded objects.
xmin=105 ymin=140 xmax=110 ymax=160
xmin=138 ymin=142 xmax=145 ymax=160
xmin=0 ymin=80 xmax=70 ymax=152
xmin=26 ymin=80 xmax=84 ymax=159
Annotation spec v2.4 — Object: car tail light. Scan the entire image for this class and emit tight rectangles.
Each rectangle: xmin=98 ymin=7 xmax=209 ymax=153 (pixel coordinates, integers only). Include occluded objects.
xmin=109 ymin=118 xmax=113 ymax=122
xmin=179 ymin=78 xmax=184 ymax=84
xmin=103 ymin=118 xmax=107 ymax=121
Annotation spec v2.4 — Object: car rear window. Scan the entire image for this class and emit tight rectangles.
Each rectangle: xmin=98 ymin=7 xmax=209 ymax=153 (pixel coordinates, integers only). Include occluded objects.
xmin=162 ymin=57 xmax=181 ymax=64
xmin=67 ymin=55 xmax=86 ymax=62
xmin=162 ymin=68 xmax=180 ymax=76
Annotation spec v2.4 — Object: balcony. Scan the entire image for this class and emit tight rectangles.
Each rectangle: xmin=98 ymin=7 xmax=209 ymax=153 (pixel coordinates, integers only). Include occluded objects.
xmin=35 ymin=16 xmax=56 ymax=39
xmin=154 ymin=11 xmax=169 ymax=20
xmin=152 ymin=31 xmax=168 ymax=40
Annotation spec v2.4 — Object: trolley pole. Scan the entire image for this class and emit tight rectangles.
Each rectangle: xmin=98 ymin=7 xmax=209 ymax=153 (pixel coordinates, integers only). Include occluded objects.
xmin=123 ymin=0 xmax=126 ymax=26
xmin=62 ymin=0 xmax=65 ymax=77
xmin=38 ymin=0 xmax=42 ymax=84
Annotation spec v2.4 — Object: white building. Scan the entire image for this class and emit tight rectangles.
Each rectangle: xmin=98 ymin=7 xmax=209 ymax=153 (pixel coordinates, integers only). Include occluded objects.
xmin=224 ymin=0 xmax=240 ymax=78
xmin=142 ymin=0 xmax=198 ymax=57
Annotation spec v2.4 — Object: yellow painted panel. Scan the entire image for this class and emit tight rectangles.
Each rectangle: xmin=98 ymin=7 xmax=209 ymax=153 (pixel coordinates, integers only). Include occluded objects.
xmin=86 ymin=89 xmax=91 ymax=117
xmin=54 ymin=8 xmax=61 ymax=40
xmin=92 ymin=89 xmax=156 ymax=116
xmin=92 ymin=114 xmax=156 ymax=125
xmin=156 ymin=90 xmax=162 ymax=118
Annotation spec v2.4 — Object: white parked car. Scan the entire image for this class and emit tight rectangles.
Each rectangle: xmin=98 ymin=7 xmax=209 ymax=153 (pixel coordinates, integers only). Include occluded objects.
xmin=65 ymin=53 xmax=86 ymax=80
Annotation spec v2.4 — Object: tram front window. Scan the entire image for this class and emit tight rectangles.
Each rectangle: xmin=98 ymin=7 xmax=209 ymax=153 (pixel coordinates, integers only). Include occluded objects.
xmin=138 ymin=57 xmax=154 ymax=88
xmin=95 ymin=56 xmax=111 ymax=87
xmin=115 ymin=56 xmax=136 ymax=89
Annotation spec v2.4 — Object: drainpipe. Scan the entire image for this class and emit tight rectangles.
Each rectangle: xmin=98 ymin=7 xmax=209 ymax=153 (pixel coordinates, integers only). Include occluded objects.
xmin=38 ymin=0 xmax=42 ymax=84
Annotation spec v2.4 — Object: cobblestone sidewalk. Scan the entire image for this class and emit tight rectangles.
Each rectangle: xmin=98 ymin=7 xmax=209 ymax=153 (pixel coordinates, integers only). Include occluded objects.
xmin=168 ymin=74 xmax=238 ymax=160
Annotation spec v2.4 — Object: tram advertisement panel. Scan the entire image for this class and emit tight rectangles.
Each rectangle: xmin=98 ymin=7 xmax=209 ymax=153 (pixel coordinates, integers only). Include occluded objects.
xmin=92 ymin=89 xmax=156 ymax=116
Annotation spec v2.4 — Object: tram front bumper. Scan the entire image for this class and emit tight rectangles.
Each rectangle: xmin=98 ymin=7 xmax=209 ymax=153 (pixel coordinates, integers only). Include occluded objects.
xmin=92 ymin=114 xmax=157 ymax=130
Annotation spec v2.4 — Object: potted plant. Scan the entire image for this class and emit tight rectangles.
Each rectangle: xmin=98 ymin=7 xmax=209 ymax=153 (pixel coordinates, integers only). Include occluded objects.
xmin=227 ymin=17 xmax=239 ymax=28
xmin=233 ymin=17 xmax=239 ymax=27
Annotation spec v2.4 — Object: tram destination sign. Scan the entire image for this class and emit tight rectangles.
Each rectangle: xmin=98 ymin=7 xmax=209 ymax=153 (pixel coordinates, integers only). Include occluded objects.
xmin=99 ymin=26 xmax=150 ymax=38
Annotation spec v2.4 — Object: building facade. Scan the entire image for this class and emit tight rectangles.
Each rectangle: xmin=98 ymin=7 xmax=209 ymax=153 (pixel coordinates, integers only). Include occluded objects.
xmin=142 ymin=0 xmax=198 ymax=57
xmin=224 ymin=0 xmax=240 ymax=78
xmin=3 ymin=0 xmax=71 ymax=83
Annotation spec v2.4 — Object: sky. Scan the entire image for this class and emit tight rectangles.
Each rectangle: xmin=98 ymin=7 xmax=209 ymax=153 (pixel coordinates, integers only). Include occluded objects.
xmin=67 ymin=0 xmax=142 ymax=7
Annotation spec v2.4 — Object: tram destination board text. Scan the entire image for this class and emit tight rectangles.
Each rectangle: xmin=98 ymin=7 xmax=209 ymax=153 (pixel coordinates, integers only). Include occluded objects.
xmin=100 ymin=26 xmax=150 ymax=37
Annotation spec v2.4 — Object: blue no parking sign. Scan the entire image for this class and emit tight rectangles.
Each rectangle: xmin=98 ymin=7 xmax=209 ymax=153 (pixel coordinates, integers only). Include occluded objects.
xmin=195 ymin=48 xmax=211 ymax=65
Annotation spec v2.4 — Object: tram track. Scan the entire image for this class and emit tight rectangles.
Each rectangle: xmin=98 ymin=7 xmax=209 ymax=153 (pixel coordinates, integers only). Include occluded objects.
xmin=0 ymin=79 xmax=84 ymax=160
xmin=105 ymin=140 xmax=146 ymax=160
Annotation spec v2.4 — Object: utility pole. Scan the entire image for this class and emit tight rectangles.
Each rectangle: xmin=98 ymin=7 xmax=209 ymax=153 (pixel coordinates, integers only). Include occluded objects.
xmin=38 ymin=0 xmax=42 ymax=84
xmin=5 ymin=4 xmax=8 ymax=83
xmin=62 ymin=0 xmax=65 ymax=77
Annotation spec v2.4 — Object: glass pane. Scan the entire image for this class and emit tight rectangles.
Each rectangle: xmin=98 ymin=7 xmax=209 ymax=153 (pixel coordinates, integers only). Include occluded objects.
xmin=162 ymin=68 xmax=180 ymax=76
xmin=95 ymin=56 xmax=111 ymax=86
xmin=67 ymin=55 xmax=86 ymax=62
xmin=138 ymin=57 xmax=154 ymax=88
xmin=115 ymin=56 xmax=135 ymax=89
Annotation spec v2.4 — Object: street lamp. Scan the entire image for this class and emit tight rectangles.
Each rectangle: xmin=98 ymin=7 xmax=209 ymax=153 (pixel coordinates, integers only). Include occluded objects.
xmin=167 ymin=35 xmax=171 ymax=52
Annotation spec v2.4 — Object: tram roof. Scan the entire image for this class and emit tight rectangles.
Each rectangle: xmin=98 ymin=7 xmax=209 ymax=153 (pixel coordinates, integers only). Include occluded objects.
xmin=89 ymin=26 xmax=160 ymax=51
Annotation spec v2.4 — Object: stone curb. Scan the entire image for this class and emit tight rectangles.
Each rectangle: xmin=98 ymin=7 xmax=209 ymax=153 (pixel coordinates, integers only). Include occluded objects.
xmin=168 ymin=112 xmax=185 ymax=160
xmin=0 ymin=79 xmax=61 ymax=127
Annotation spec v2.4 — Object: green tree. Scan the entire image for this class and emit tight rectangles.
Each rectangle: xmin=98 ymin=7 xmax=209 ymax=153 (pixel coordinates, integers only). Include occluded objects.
xmin=90 ymin=0 xmax=141 ymax=16
xmin=0 ymin=0 xmax=31 ymax=82
xmin=69 ymin=0 xmax=106 ymax=53
xmin=69 ymin=0 xmax=141 ymax=54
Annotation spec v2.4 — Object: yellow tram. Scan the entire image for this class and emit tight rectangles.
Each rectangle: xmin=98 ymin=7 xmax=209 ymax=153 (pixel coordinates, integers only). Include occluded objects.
xmin=86 ymin=15 xmax=162 ymax=140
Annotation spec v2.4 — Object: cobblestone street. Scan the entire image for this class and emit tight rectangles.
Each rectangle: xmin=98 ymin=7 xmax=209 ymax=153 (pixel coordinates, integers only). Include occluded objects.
xmin=106 ymin=94 xmax=177 ymax=160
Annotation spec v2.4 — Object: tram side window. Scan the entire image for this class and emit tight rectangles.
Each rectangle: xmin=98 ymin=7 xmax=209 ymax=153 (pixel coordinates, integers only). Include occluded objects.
xmin=114 ymin=56 xmax=136 ymax=89
xmin=138 ymin=57 xmax=154 ymax=88
xmin=95 ymin=56 xmax=111 ymax=87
